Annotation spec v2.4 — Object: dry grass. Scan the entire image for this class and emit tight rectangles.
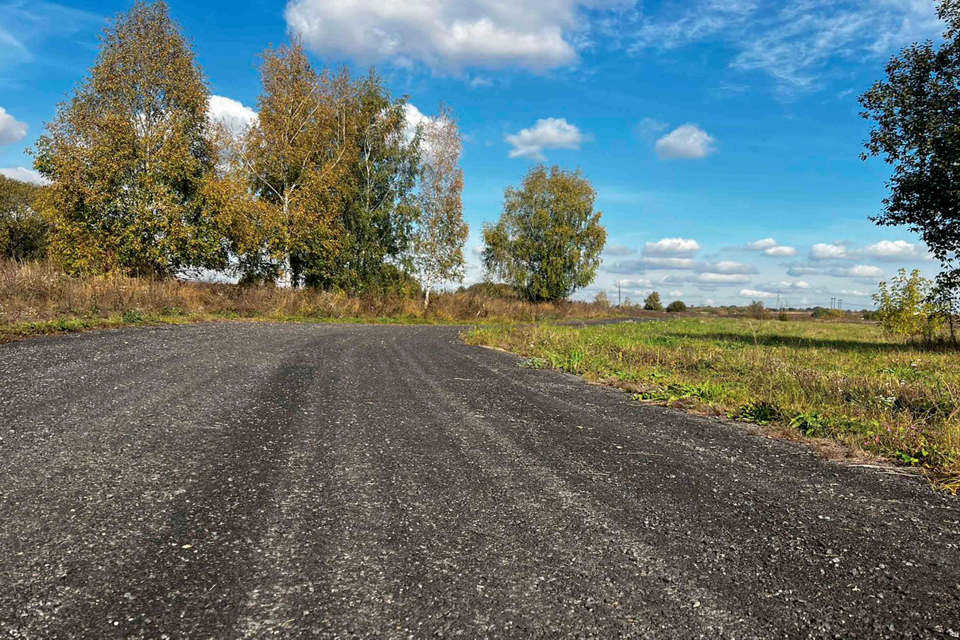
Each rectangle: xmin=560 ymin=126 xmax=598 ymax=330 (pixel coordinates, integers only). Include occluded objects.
xmin=466 ymin=319 xmax=960 ymax=492
xmin=0 ymin=260 xmax=657 ymax=340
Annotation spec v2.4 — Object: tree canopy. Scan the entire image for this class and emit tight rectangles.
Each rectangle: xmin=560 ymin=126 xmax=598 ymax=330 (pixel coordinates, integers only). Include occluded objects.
xmin=0 ymin=176 xmax=49 ymax=262
xmin=34 ymin=1 xmax=224 ymax=277
xmin=482 ymin=165 xmax=606 ymax=302
xmin=860 ymin=0 xmax=960 ymax=292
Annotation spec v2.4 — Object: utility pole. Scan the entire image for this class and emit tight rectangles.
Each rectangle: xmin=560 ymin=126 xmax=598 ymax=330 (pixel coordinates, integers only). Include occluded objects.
xmin=618 ymin=281 xmax=622 ymax=307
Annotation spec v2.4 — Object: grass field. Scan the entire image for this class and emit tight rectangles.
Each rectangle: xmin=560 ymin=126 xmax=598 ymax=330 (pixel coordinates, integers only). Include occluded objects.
xmin=465 ymin=318 xmax=960 ymax=492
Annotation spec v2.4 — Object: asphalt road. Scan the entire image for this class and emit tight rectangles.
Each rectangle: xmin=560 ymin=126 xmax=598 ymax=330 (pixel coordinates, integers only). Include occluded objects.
xmin=1 ymin=322 xmax=959 ymax=639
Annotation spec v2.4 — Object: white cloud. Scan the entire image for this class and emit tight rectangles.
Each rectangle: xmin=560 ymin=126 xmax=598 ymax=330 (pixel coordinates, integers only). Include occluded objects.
xmin=629 ymin=0 xmax=942 ymax=95
xmin=846 ymin=264 xmax=884 ymax=278
xmin=613 ymin=278 xmax=652 ymax=288
xmin=764 ymin=245 xmax=797 ymax=257
xmin=860 ymin=239 xmax=930 ymax=262
xmin=644 ymin=237 xmax=701 ymax=257
xmin=655 ymin=124 xmax=717 ymax=159
xmin=810 ymin=242 xmax=849 ymax=260
xmin=505 ymin=117 xmax=589 ymax=160
xmin=0 ymin=106 xmax=28 ymax=145
xmin=664 ymin=273 xmax=752 ymax=285
xmin=703 ymin=298 xmax=715 ymax=305
xmin=840 ymin=289 xmax=869 ymax=297
xmin=810 ymin=239 xmax=930 ymax=263
xmin=669 ymin=290 xmax=684 ymax=297
xmin=208 ymin=95 xmax=258 ymax=135
xmin=756 ymin=281 xmax=809 ymax=294
xmin=746 ymin=238 xmax=778 ymax=251
xmin=402 ymin=103 xmax=431 ymax=142
xmin=0 ymin=167 xmax=47 ymax=185
xmin=744 ymin=237 xmax=797 ymax=257
xmin=709 ymin=260 xmax=756 ymax=274
xmin=604 ymin=244 xmax=637 ymax=256
xmin=740 ymin=289 xmax=777 ymax=299
xmin=285 ymin=0 xmax=630 ymax=74
xmin=787 ymin=263 xmax=884 ymax=279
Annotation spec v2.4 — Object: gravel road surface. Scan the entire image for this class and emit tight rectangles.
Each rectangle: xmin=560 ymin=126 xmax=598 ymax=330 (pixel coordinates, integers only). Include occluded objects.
xmin=1 ymin=322 xmax=958 ymax=638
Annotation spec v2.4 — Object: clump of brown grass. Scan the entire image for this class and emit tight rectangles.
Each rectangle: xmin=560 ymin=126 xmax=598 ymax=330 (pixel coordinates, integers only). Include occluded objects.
xmin=0 ymin=260 xmax=660 ymax=331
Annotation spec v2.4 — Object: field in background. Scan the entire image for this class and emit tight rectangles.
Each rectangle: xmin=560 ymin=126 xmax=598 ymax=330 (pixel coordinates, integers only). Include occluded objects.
xmin=466 ymin=318 xmax=960 ymax=492
xmin=0 ymin=261 xmax=660 ymax=341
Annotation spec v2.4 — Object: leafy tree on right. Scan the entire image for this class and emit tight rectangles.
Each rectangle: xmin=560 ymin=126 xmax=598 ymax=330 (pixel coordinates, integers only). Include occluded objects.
xmin=859 ymin=0 xmax=960 ymax=295
xmin=482 ymin=165 xmax=606 ymax=303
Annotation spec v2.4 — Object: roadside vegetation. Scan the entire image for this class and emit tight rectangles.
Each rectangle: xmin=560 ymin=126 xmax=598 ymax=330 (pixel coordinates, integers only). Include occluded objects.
xmin=466 ymin=318 xmax=960 ymax=492
xmin=0 ymin=260 xmax=659 ymax=342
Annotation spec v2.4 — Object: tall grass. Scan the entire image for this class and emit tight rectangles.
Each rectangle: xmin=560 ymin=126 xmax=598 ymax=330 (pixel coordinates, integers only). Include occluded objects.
xmin=0 ymin=260 xmax=657 ymax=339
xmin=466 ymin=319 xmax=960 ymax=491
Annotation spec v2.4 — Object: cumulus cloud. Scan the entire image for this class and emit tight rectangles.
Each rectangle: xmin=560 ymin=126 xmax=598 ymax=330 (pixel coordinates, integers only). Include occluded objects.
xmin=860 ymin=239 xmax=931 ymax=262
xmin=0 ymin=167 xmax=48 ymax=185
xmin=402 ymin=103 xmax=431 ymax=142
xmin=746 ymin=238 xmax=778 ymax=251
xmin=810 ymin=239 xmax=930 ymax=263
xmin=810 ymin=242 xmax=850 ymax=260
xmin=654 ymin=124 xmax=717 ymax=159
xmin=603 ymin=244 xmax=637 ymax=256
xmin=840 ymin=289 xmax=869 ymax=297
xmin=743 ymin=237 xmax=797 ymax=257
xmin=669 ymin=290 xmax=684 ymax=297
xmin=756 ymin=281 xmax=810 ymax=293
xmin=505 ymin=118 xmax=589 ymax=160
xmin=284 ymin=0 xmax=630 ymax=74
xmin=764 ymin=245 xmax=797 ymax=257
xmin=644 ymin=237 xmax=701 ymax=257
xmin=0 ymin=106 xmax=28 ymax=145
xmin=740 ymin=289 xmax=777 ymax=299
xmin=208 ymin=95 xmax=258 ymax=135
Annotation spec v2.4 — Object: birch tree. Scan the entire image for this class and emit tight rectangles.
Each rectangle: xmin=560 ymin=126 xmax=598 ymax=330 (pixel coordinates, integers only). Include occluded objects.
xmin=412 ymin=104 xmax=468 ymax=307
xmin=233 ymin=38 xmax=350 ymax=287
xmin=33 ymin=1 xmax=223 ymax=276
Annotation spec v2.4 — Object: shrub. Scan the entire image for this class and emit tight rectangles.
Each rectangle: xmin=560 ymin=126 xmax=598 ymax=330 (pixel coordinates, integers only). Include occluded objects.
xmin=644 ymin=291 xmax=663 ymax=311
xmin=666 ymin=300 xmax=687 ymax=313
xmin=746 ymin=300 xmax=770 ymax=320
xmin=874 ymin=269 xmax=944 ymax=343
xmin=594 ymin=291 xmax=610 ymax=307
xmin=777 ymin=311 xmax=789 ymax=322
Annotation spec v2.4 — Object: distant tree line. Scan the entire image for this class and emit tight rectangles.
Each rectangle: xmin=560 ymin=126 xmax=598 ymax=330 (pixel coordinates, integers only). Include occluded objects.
xmin=3 ymin=1 xmax=607 ymax=304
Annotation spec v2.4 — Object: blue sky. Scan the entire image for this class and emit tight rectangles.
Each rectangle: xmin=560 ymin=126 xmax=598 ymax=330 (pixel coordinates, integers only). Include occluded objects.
xmin=0 ymin=0 xmax=947 ymax=307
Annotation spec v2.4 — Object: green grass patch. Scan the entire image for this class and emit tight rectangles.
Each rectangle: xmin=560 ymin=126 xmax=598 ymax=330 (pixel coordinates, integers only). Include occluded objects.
xmin=465 ymin=318 xmax=960 ymax=491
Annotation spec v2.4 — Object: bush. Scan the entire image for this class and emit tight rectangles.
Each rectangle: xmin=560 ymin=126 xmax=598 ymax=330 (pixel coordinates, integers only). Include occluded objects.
xmin=746 ymin=300 xmax=770 ymax=320
xmin=461 ymin=282 xmax=519 ymax=299
xmin=666 ymin=300 xmax=687 ymax=313
xmin=874 ymin=269 xmax=943 ymax=343
xmin=594 ymin=291 xmax=610 ymax=307
xmin=777 ymin=311 xmax=789 ymax=322
xmin=644 ymin=291 xmax=663 ymax=311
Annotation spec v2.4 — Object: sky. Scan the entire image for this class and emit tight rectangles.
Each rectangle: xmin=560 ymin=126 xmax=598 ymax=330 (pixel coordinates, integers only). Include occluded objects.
xmin=0 ymin=0 xmax=948 ymax=308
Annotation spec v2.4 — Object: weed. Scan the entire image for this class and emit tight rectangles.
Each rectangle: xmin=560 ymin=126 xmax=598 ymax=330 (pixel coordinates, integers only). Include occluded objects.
xmin=732 ymin=400 xmax=783 ymax=425
xmin=122 ymin=308 xmax=145 ymax=324
xmin=520 ymin=357 xmax=549 ymax=370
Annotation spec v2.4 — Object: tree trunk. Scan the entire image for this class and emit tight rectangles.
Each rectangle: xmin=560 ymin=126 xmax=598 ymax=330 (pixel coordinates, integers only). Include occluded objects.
xmin=424 ymin=287 xmax=431 ymax=309
xmin=280 ymin=193 xmax=294 ymax=288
